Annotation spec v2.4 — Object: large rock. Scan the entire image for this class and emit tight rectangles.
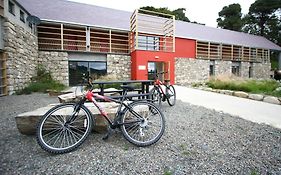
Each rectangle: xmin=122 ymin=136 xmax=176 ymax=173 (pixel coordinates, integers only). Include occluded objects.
xmin=15 ymin=102 xmax=119 ymax=135
xmin=233 ymin=91 xmax=249 ymax=98
xmin=219 ymin=90 xmax=234 ymax=95
xmin=263 ymin=96 xmax=281 ymax=105
xmin=248 ymin=94 xmax=264 ymax=101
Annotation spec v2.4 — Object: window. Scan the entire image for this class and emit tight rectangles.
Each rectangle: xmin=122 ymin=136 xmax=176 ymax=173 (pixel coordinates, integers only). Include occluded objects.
xmin=69 ymin=61 xmax=107 ymax=86
xmin=8 ymin=1 xmax=15 ymax=15
xmin=137 ymin=36 xmax=159 ymax=51
xmin=209 ymin=60 xmax=215 ymax=76
xmin=20 ymin=10 xmax=25 ymax=23
xmin=231 ymin=62 xmax=241 ymax=76
xmin=249 ymin=62 xmax=253 ymax=78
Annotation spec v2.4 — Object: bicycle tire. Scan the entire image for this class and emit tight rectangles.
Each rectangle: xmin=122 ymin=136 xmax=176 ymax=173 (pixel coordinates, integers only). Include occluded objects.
xmin=166 ymin=85 xmax=176 ymax=106
xmin=36 ymin=103 xmax=93 ymax=154
xmin=120 ymin=101 xmax=165 ymax=147
xmin=149 ymin=87 xmax=162 ymax=107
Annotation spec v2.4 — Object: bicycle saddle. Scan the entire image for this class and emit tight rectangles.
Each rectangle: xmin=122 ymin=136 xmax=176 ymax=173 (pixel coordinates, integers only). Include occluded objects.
xmin=120 ymin=85 xmax=135 ymax=91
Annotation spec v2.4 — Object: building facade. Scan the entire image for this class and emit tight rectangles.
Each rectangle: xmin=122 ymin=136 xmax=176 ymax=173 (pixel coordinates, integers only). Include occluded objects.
xmin=1 ymin=0 xmax=281 ymax=95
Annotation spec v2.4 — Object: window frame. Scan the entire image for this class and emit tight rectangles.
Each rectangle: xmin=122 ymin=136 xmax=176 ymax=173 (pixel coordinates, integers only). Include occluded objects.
xmin=68 ymin=60 xmax=107 ymax=86
xmin=8 ymin=1 xmax=15 ymax=15
xmin=20 ymin=10 xmax=25 ymax=23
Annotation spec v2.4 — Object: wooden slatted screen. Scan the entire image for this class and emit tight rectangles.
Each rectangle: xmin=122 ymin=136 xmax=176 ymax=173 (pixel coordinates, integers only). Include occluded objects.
xmin=0 ymin=52 xmax=7 ymax=96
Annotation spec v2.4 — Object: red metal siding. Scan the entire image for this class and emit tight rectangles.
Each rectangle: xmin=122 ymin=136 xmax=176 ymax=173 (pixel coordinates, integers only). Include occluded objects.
xmin=175 ymin=38 xmax=196 ymax=58
xmin=130 ymin=37 xmax=196 ymax=84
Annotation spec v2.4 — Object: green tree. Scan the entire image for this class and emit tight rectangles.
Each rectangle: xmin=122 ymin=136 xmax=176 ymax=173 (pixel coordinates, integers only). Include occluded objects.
xmin=140 ymin=6 xmax=190 ymax=22
xmin=246 ymin=0 xmax=281 ymax=36
xmin=217 ymin=3 xmax=243 ymax=31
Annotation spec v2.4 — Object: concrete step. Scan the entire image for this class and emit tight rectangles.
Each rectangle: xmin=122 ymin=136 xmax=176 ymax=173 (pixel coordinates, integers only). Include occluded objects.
xmin=15 ymin=102 xmax=119 ymax=135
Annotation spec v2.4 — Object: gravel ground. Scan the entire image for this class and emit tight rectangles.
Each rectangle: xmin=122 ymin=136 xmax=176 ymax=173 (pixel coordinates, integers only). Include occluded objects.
xmin=0 ymin=93 xmax=281 ymax=175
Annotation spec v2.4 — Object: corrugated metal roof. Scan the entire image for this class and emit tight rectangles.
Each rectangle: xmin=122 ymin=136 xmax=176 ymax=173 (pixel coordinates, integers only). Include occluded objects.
xmin=17 ymin=0 xmax=281 ymax=51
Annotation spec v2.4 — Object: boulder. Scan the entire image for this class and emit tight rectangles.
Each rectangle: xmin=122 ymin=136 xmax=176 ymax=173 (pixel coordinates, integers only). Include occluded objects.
xmin=58 ymin=92 xmax=82 ymax=103
xmin=219 ymin=90 xmax=234 ymax=96
xmin=248 ymin=94 xmax=264 ymax=101
xmin=263 ymin=96 xmax=281 ymax=105
xmin=15 ymin=102 xmax=119 ymax=135
xmin=233 ymin=91 xmax=249 ymax=98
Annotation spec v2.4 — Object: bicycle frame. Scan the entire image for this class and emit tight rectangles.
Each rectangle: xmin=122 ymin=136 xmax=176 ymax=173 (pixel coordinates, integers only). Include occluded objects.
xmin=69 ymin=89 xmax=144 ymax=129
xmin=153 ymin=76 xmax=170 ymax=100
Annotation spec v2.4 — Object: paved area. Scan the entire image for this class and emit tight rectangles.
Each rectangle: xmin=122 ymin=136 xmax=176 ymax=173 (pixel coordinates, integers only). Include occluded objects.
xmin=175 ymin=85 xmax=281 ymax=129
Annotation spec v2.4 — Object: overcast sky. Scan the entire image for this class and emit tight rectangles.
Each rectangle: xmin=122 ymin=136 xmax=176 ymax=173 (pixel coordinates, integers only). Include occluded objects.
xmin=69 ymin=0 xmax=256 ymax=28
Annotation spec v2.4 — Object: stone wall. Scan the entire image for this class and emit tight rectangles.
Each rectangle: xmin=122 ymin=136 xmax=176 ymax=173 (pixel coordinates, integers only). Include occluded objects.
xmin=3 ymin=20 xmax=38 ymax=94
xmin=107 ymin=54 xmax=131 ymax=80
xmin=241 ymin=62 xmax=250 ymax=78
xmin=253 ymin=62 xmax=271 ymax=79
xmin=175 ymin=58 xmax=209 ymax=85
xmin=38 ymin=51 xmax=69 ymax=86
xmin=215 ymin=60 xmax=232 ymax=76
xmin=175 ymin=58 xmax=272 ymax=85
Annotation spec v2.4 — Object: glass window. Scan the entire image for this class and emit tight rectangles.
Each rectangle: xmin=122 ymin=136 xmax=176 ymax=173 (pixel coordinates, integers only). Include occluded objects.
xmin=209 ymin=60 xmax=215 ymax=76
xmin=137 ymin=36 xmax=160 ymax=51
xmin=89 ymin=62 xmax=106 ymax=79
xmin=8 ymin=1 xmax=15 ymax=15
xmin=147 ymin=62 xmax=156 ymax=80
xmin=20 ymin=10 xmax=25 ymax=23
xmin=69 ymin=61 xmax=107 ymax=86
xmin=231 ymin=62 xmax=241 ymax=76
xmin=249 ymin=63 xmax=253 ymax=78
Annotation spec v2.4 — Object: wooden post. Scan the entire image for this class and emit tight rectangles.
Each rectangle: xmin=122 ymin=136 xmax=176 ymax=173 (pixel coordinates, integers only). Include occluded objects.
xmin=135 ymin=9 xmax=138 ymax=50
xmin=241 ymin=46 xmax=244 ymax=61
xmin=173 ymin=16 xmax=175 ymax=52
xmin=109 ymin=30 xmax=112 ymax=53
xmin=208 ymin=42 xmax=210 ymax=59
xmin=195 ymin=41 xmax=198 ymax=58
xmin=231 ymin=45 xmax=233 ymax=60
xmin=60 ymin=24 xmax=64 ymax=50
xmin=86 ymin=26 xmax=91 ymax=51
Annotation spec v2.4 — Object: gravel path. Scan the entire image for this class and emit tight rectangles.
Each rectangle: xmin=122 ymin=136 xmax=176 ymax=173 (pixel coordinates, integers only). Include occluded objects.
xmin=0 ymin=93 xmax=281 ymax=175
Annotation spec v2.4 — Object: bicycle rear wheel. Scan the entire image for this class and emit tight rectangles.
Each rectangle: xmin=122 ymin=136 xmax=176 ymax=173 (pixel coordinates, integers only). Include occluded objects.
xmin=166 ymin=85 xmax=176 ymax=106
xmin=149 ymin=87 xmax=162 ymax=107
xmin=120 ymin=101 xmax=165 ymax=147
xmin=36 ymin=103 xmax=93 ymax=154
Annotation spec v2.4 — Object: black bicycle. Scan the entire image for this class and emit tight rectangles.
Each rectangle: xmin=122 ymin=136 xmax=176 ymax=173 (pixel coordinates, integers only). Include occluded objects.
xmin=150 ymin=71 xmax=176 ymax=107
xmin=36 ymin=76 xmax=165 ymax=154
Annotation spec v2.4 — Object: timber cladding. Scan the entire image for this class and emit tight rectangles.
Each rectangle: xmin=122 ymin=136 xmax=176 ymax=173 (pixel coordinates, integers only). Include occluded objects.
xmin=0 ymin=52 xmax=7 ymax=96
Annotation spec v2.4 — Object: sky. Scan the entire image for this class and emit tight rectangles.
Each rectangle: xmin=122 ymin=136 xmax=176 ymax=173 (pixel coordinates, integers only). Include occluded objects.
xmin=69 ymin=0 xmax=256 ymax=28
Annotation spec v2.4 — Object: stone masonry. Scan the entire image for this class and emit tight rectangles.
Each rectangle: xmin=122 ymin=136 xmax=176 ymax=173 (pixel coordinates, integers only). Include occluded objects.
xmin=215 ymin=60 xmax=232 ymax=76
xmin=3 ymin=20 xmax=38 ymax=94
xmin=107 ymin=54 xmax=131 ymax=80
xmin=241 ymin=62 xmax=250 ymax=78
xmin=38 ymin=51 xmax=69 ymax=86
xmin=253 ymin=62 xmax=271 ymax=79
xmin=175 ymin=58 xmax=209 ymax=85
xmin=175 ymin=58 xmax=272 ymax=85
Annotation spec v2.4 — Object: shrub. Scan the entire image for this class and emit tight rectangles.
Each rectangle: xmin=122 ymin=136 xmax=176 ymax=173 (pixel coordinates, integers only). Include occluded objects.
xmin=206 ymin=76 xmax=281 ymax=97
xmin=16 ymin=65 xmax=66 ymax=95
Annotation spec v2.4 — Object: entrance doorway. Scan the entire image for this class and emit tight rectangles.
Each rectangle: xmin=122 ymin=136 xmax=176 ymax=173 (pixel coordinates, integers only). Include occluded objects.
xmin=148 ymin=61 xmax=170 ymax=81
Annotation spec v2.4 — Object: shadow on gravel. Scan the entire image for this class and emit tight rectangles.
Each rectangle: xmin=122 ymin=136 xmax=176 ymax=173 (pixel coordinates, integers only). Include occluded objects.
xmin=0 ymin=94 xmax=281 ymax=175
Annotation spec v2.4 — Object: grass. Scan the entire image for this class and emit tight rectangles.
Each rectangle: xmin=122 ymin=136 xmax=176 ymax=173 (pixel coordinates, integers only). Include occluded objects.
xmin=16 ymin=65 xmax=66 ymax=95
xmin=206 ymin=76 xmax=281 ymax=97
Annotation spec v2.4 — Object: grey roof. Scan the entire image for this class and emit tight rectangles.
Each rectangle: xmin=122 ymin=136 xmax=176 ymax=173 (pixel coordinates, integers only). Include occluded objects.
xmin=17 ymin=0 xmax=281 ymax=51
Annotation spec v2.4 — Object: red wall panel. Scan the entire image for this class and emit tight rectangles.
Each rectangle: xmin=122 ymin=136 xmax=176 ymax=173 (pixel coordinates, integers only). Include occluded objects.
xmin=130 ymin=37 xmax=196 ymax=84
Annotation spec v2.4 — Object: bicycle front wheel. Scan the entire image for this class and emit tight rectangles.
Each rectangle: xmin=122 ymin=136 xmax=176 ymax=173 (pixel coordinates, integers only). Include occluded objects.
xmin=120 ymin=101 xmax=165 ymax=147
xmin=36 ymin=103 xmax=93 ymax=154
xmin=166 ymin=85 xmax=176 ymax=106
